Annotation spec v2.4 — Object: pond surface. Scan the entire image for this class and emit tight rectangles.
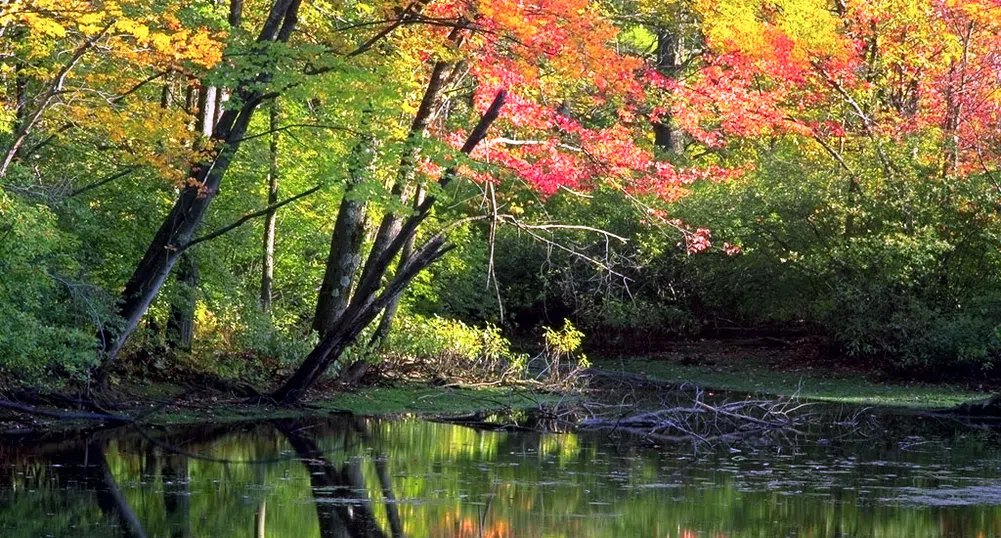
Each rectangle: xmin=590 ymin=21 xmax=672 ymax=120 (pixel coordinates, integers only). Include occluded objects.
xmin=2 ymin=410 xmax=1001 ymax=537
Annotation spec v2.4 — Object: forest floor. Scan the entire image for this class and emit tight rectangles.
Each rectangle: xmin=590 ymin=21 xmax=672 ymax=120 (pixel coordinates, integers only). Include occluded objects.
xmin=592 ymin=339 xmax=987 ymax=409
xmin=0 ymin=383 xmax=570 ymax=436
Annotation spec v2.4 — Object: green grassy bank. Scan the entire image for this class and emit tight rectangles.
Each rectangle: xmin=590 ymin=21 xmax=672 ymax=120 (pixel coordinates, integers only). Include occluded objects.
xmin=594 ymin=355 xmax=986 ymax=409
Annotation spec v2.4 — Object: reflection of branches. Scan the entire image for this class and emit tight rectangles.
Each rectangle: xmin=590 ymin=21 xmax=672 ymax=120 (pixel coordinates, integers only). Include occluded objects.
xmin=375 ymin=456 xmax=405 ymax=538
xmin=278 ymin=424 xmax=388 ymax=538
xmin=85 ymin=441 xmax=150 ymax=538
xmin=133 ymin=425 xmax=302 ymax=465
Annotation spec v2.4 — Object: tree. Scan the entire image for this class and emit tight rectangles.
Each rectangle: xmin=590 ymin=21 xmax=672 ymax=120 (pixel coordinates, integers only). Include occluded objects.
xmin=94 ymin=0 xmax=304 ymax=379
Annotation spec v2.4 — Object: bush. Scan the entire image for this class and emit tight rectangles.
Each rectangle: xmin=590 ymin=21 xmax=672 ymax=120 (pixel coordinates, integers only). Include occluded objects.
xmin=534 ymin=319 xmax=590 ymax=388
xmin=0 ymin=193 xmax=103 ymax=386
xmin=387 ymin=314 xmax=524 ymax=380
xmin=667 ymin=141 xmax=1001 ymax=373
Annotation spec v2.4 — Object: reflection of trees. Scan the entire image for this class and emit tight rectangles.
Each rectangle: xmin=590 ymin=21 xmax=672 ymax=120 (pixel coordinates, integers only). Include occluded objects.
xmin=279 ymin=422 xmax=391 ymax=538
xmin=162 ymin=453 xmax=191 ymax=538
xmin=374 ymin=457 xmax=404 ymax=538
xmin=39 ymin=440 xmax=150 ymax=538
xmin=7 ymin=418 xmax=1001 ymax=537
xmin=86 ymin=441 xmax=149 ymax=538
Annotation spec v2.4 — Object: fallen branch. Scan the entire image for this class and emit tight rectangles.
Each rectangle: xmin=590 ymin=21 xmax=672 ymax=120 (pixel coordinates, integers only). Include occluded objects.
xmin=0 ymin=399 xmax=134 ymax=424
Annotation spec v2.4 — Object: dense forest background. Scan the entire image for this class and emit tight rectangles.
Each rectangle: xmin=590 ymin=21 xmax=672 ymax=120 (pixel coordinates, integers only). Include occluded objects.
xmin=2 ymin=0 xmax=1001 ymax=395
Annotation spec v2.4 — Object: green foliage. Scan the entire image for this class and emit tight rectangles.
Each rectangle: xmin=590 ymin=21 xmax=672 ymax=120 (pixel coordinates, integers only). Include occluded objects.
xmin=0 ymin=192 xmax=102 ymax=385
xmin=669 ymin=142 xmax=1001 ymax=372
xmin=387 ymin=314 xmax=523 ymax=380
xmin=537 ymin=319 xmax=590 ymax=387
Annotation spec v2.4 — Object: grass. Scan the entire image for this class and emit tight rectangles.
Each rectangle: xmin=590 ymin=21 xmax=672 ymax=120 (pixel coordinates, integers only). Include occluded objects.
xmin=313 ymin=385 xmax=565 ymax=415
xmin=0 ymin=383 xmax=567 ymax=435
xmin=150 ymin=385 xmax=566 ymax=427
xmin=595 ymin=355 xmax=986 ymax=409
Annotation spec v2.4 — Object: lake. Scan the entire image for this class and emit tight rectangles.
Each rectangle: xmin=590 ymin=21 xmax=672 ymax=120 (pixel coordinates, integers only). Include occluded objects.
xmin=2 ymin=409 xmax=1001 ymax=537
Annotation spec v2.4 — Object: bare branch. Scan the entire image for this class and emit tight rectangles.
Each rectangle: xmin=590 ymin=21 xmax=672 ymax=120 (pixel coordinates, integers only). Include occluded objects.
xmin=179 ymin=184 xmax=322 ymax=251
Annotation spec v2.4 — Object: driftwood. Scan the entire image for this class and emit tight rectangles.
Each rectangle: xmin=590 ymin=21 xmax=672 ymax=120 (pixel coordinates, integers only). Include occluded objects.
xmin=576 ymin=388 xmax=813 ymax=447
xmin=0 ymin=399 xmax=135 ymax=424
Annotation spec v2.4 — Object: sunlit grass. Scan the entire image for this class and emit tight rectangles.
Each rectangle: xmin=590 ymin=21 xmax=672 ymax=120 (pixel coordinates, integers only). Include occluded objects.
xmin=153 ymin=385 xmax=566 ymax=427
xmin=595 ymin=356 xmax=985 ymax=409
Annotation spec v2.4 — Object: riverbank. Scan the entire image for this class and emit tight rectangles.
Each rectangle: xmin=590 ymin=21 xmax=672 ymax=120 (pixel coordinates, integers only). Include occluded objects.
xmin=593 ymin=340 xmax=986 ymax=409
xmin=0 ymin=383 xmax=568 ymax=436
xmin=4 ymin=338 xmax=994 ymax=436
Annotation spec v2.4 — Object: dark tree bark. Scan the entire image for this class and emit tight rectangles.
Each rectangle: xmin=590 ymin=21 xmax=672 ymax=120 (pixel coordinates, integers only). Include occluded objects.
xmin=260 ymin=100 xmax=280 ymax=312
xmin=95 ymin=0 xmax=303 ymax=380
xmin=312 ymin=32 xmax=460 ymax=353
xmin=229 ymin=0 xmax=244 ymax=28
xmin=354 ymin=26 xmax=464 ymax=296
xmin=652 ymin=28 xmax=684 ymax=155
xmin=271 ymin=91 xmax=506 ymax=402
xmin=312 ymin=133 xmax=376 ymax=335
xmin=164 ymin=77 xmax=206 ymax=352
xmin=165 ymin=251 xmax=198 ymax=352
xmin=370 ymin=187 xmax=424 ymax=348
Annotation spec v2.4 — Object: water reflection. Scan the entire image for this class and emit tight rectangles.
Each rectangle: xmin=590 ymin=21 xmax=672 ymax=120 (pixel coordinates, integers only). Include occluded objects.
xmin=2 ymin=414 xmax=1001 ymax=537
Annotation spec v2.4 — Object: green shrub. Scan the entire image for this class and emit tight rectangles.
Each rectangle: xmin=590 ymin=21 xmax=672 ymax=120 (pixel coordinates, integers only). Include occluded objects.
xmin=527 ymin=319 xmax=591 ymax=388
xmin=387 ymin=314 xmax=523 ymax=380
xmin=0 ymin=193 xmax=103 ymax=386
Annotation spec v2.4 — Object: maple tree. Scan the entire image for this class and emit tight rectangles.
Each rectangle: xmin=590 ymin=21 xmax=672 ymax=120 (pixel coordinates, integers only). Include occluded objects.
xmin=2 ymin=0 xmax=1001 ymax=393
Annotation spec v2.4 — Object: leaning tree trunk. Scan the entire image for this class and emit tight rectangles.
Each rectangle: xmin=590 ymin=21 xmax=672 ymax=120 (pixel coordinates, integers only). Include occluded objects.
xmin=314 ymin=35 xmax=457 ymax=343
xmin=278 ymin=39 xmax=472 ymax=400
xmin=95 ymin=0 xmax=303 ymax=381
xmin=271 ymin=91 xmax=506 ymax=402
xmin=164 ymin=80 xmax=216 ymax=351
xmin=353 ymin=26 xmax=463 ymax=297
xmin=370 ymin=187 xmax=424 ymax=348
xmin=312 ymin=133 xmax=376 ymax=335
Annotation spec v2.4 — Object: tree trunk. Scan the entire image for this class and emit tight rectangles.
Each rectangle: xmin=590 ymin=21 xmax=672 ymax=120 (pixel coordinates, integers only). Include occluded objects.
xmin=370 ymin=188 xmax=424 ymax=348
xmin=95 ymin=0 xmax=303 ymax=381
xmin=312 ymin=133 xmax=376 ymax=335
xmin=196 ymin=85 xmax=217 ymax=137
xmin=260 ymin=100 xmax=280 ymax=312
xmin=353 ymin=28 xmax=463 ymax=298
xmin=313 ymin=39 xmax=457 ymax=341
xmin=652 ymin=28 xmax=684 ymax=155
xmin=164 ymin=76 xmax=208 ymax=352
xmin=230 ymin=0 xmax=244 ymax=28
xmin=277 ymin=53 xmax=462 ymax=398
xmin=165 ymin=252 xmax=198 ymax=352
xmin=271 ymin=91 xmax=506 ymax=402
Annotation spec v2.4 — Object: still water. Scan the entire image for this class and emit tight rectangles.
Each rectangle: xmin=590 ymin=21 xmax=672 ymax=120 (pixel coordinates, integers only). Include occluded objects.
xmin=2 ymin=411 xmax=1001 ymax=537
